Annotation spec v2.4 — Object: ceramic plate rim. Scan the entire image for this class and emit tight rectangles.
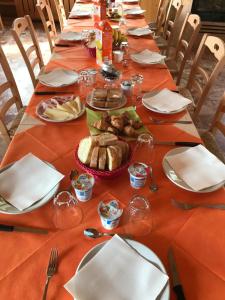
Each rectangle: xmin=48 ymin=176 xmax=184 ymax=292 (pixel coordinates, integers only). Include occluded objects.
xmin=163 ymin=147 xmax=225 ymax=193
xmin=36 ymin=98 xmax=86 ymax=123
xmin=38 ymin=69 xmax=79 ymax=87
xmin=142 ymin=91 xmax=187 ymax=114
xmin=0 ymin=161 xmax=59 ymax=214
xmin=75 ymin=238 xmax=170 ymax=300
xmin=86 ymin=93 xmax=127 ymax=111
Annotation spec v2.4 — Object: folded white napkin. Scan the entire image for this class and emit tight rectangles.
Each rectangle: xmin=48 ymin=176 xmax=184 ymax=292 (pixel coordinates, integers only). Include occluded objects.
xmin=65 ymin=235 xmax=168 ymax=300
xmin=69 ymin=9 xmax=92 ymax=17
xmin=59 ymin=31 xmax=83 ymax=41
xmin=128 ymin=27 xmax=153 ymax=36
xmin=124 ymin=8 xmax=146 ymax=15
xmin=38 ymin=69 xmax=79 ymax=87
xmin=0 ymin=153 xmax=64 ymax=210
xmin=143 ymin=88 xmax=192 ymax=112
xmin=166 ymin=145 xmax=225 ymax=191
xmin=131 ymin=49 xmax=166 ymax=65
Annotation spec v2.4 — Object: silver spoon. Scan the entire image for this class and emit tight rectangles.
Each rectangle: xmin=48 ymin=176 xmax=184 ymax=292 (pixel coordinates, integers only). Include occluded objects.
xmin=84 ymin=228 xmax=133 ymax=239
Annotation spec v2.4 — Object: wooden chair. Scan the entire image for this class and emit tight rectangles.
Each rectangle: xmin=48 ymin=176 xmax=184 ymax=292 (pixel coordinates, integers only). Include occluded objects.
xmin=200 ymin=92 xmax=225 ymax=163
xmin=155 ymin=0 xmax=184 ymax=56
xmin=11 ymin=15 xmax=44 ymax=88
xmin=149 ymin=0 xmax=171 ymax=33
xmin=179 ymin=34 xmax=225 ymax=121
xmin=166 ymin=14 xmax=201 ymax=85
xmin=0 ymin=45 xmax=25 ymax=145
xmin=0 ymin=15 xmax=4 ymax=31
xmin=36 ymin=0 xmax=57 ymax=52
xmin=53 ymin=0 xmax=67 ymax=32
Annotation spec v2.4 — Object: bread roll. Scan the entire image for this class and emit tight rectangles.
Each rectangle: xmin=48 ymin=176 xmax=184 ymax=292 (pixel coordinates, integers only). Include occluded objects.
xmin=98 ymin=147 xmax=107 ymax=170
xmin=90 ymin=146 xmax=99 ymax=168
xmin=107 ymin=146 xmax=119 ymax=171
xmin=78 ymin=136 xmax=97 ymax=164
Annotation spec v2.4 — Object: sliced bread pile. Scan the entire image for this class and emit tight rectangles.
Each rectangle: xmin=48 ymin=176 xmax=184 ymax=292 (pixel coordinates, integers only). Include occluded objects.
xmin=78 ymin=133 xmax=129 ymax=171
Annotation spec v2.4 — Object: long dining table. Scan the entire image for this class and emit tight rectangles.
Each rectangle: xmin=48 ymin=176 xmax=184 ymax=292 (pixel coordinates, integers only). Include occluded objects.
xmin=0 ymin=1 xmax=225 ymax=299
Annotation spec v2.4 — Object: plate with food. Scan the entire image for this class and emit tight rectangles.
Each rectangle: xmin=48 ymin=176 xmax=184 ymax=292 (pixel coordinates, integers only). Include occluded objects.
xmin=75 ymin=133 xmax=132 ymax=178
xmin=86 ymin=106 xmax=148 ymax=139
xmin=36 ymin=96 xmax=85 ymax=122
xmin=86 ymin=88 xmax=127 ymax=111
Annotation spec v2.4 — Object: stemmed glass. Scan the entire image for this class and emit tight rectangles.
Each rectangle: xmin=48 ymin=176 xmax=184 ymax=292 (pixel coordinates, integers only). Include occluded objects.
xmin=53 ymin=191 xmax=83 ymax=230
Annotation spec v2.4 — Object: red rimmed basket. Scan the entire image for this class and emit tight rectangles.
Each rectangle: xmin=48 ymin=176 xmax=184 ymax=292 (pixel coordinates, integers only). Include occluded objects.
xmin=74 ymin=144 xmax=132 ymax=179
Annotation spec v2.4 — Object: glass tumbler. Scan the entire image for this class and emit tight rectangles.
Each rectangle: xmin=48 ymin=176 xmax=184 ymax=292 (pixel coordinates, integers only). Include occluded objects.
xmin=53 ymin=191 xmax=83 ymax=230
xmin=134 ymin=133 xmax=155 ymax=166
xmin=131 ymin=74 xmax=144 ymax=106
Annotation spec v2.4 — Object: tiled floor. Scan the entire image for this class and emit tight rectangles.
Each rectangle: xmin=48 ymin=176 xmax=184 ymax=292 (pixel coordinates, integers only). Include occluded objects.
xmin=0 ymin=18 xmax=225 ymax=161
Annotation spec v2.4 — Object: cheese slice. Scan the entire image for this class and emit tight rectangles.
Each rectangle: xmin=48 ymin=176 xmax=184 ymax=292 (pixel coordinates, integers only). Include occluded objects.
xmin=44 ymin=107 xmax=74 ymax=120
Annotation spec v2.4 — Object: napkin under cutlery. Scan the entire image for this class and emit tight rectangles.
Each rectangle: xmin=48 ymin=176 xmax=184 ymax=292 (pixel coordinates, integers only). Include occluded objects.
xmin=65 ymin=235 xmax=168 ymax=300
xmin=143 ymin=89 xmax=192 ymax=113
xmin=0 ymin=153 xmax=64 ymax=210
xmin=166 ymin=145 xmax=225 ymax=191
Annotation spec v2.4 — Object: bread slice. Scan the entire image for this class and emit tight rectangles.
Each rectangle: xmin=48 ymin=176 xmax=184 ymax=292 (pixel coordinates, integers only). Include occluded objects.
xmin=107 ymin=146 xmax=119 ymax=171
xmin=92 ymin=88 xmax=107 ymax=100
xmin=115 ymin=140 xmax=129 ymax=161
xmin=98 ymin=147 xmax=107 ymax=170
xmin=98 ymin=133 xmax=118 ymax=146
xmin=107 ymin=88 xmax=123 ymax=101
xmin=90 ymin=146 xmax=99 ymax=168
xmin=78 ymin=136 xmax=97 ymax=164
xmin=91 ymin=99 xmax=106 ymax=108
xmin=110 ymin=145 xmax=122 ymax=166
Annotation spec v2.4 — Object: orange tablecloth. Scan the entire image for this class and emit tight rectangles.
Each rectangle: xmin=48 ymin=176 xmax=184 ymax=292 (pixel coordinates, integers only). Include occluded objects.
xmin=0 ymin=3 xmax=225 ymax=300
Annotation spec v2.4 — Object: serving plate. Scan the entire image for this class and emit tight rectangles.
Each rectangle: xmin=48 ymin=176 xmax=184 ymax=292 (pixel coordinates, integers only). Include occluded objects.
xmin=163 ymin=147 xmax=225 ymax=193
xmin=0 ymin=162 xmax=59 ymax=214
xmin=86 ymin=92 xmax=127 ymax=111
xmin=38 ymin=69 xmax=79 ymax=88
xmin=142 ymin=91 xmax=188 ymax=115
xmin=36 ymin=96 xmax=85 ymax=123
xmin=76 ymin=239 xmax=170 ymax=300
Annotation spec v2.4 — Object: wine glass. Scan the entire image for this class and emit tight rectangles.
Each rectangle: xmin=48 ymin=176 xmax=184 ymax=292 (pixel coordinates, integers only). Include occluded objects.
xmin=53 ymin=191 xmax=83 ymax=230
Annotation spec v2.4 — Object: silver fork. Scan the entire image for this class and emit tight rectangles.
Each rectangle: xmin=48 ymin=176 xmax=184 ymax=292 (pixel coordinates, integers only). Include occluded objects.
xmin=42 ymin=248 xmax=58 ymax=300
xmin=171 ymin=198 xmax=225 ymax=210
xmin=149 ymin=117 xmax=192 ymax=125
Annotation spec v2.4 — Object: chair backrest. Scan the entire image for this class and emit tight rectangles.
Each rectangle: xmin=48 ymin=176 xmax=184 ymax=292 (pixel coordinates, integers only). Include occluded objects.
xmin=155 ymin=0 xmax=172 ymax=35
xmin=163 ymin=0 xmax=183 ymax=55
xmin=11 ymin=15 xmax=44 ymax=88
xmin=36 ymin=0 xmax=57 ymax=52
xmin=186 ymin=34 xmax=225 ymax=120
xmin=53 ymin=0 xmax=67 ymax=32
xmin=210 ymin=92 xmax=225 ymax=137
xmin=175 ymin=14 xmax=201 ymax=85
xmin=0 ymin=45 xmax=23 ymax=144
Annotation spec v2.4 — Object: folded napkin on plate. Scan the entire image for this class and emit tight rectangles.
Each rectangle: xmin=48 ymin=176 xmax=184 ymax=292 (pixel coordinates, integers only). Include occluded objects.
xmin=166 ymin=145 xmax=225 ymax=191
xmin=143 ymin=88 xmax=192 ymax=112
xmin=65 ymin=235 xmax=168 ymax=300
xmin=69 ymin=10 xmax=92 ymax=18
xmin=38 ymin=69 xmax=79 ymax=87
xmin=0 ymin=153 xmax=64 ymax=210
xmin=131 ymin=49 xmax=166 ymax=65
xmin=124 ymin=8 xmax=146 ymax=15
xmin=58 ymin=31 xmax=83 ymax=41
xmin=128 ymin=27 xmax=153 ymax=36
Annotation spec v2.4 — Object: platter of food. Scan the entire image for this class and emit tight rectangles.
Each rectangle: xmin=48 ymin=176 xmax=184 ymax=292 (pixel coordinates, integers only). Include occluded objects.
xmin=86 ymin=106 xmax=147 ymax=139
xmin=86 ymin=88 xmax=127 ymax=111
xmin=75 ymin=133 xmax=132 ymax=178
xmin=36 ymin=96 xmax=85 ymax=122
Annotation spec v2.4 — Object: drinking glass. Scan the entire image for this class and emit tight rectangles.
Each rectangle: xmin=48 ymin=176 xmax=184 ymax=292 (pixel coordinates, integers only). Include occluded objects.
xmin=124 ymin=194 xmax=152 ymax=236
xmin=53 ymin=191 xmax=83 ymax=230
xmin=131 ymin=74 xmax=144 ymax=106
xmin=134 ymin=133 xmax=155 ymax=166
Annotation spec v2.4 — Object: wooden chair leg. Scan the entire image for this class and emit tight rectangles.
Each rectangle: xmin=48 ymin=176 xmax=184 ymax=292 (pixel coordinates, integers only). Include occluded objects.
xmin=0 ymin=16 xmax=4 ymax=31
xmin=0 ymin=120 xmax=11 ymax=145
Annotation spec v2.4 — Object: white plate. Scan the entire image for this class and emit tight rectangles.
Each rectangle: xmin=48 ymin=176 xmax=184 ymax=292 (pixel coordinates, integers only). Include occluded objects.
xmin=131 ymin=50 xmax=166 ymax=66
xmin=36 ymin=96 xmax=85 ymax=123
xmin=163 ymin=147 xmax=225 ymax=193
xmin=142 ymin=91 xmax=188 ymax=114
xmin=0 ymin=162 xmax=59 ymax=214
xmin=59 ymin=31 xmax=83 ymax=41
xmin=124 ymin=8 xmax=146 ymax=15
xmin=86 ymin=93 xmax=127 ymax=111
xmin=38 ymin=69 xmax=79 ymax=88
xmin=76 ymin=239 xmax=169 ymax=300
xmin=69 ymin=10 xmax=91 ymax=17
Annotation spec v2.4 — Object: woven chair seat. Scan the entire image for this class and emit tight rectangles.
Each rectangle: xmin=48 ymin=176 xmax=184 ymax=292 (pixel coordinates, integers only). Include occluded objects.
xmin=201 ymin=131 xmax=225 ymax=163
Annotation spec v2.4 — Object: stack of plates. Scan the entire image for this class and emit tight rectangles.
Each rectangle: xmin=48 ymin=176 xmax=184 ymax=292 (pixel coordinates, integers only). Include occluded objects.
xmin=131 ymin=49 xmax=166 ymax=65
xmin=38 ymin=69 xmax=79 ymax=87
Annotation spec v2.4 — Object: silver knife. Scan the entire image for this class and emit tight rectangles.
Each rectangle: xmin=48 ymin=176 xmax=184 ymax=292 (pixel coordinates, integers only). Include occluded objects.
xmin=0 ymin=224 xmax=48 ymax=235
xmin=154 ymin=141 xmax=200 ymax=147
xmin=168 ymin=249 xmax=186 ymax=300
